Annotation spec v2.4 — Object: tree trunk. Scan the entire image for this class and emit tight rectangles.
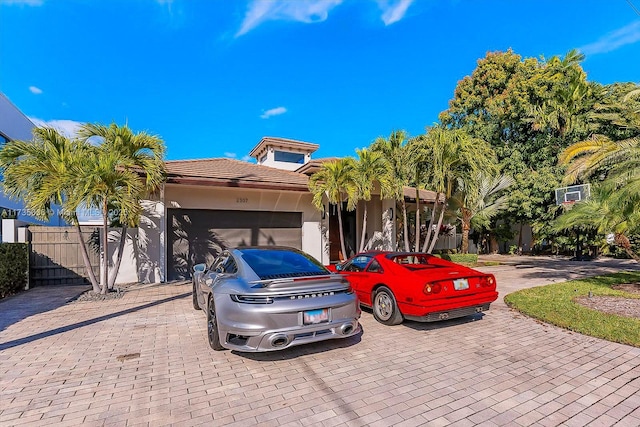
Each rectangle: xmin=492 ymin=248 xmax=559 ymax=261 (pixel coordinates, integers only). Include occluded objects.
xmin=101 ymin=198 xmax=109 ymax=294
xmin=74 ymin=223 xmax=100 ymax=292
xmin=402 ymin=198 xmax=410 ymax=251
xmin=337 ymin=202 xmax=347 ymax=261
xmin=359 ymin=204 xmax=368 ymax=253
xmin=422 ymin=194 xmax=439 ymax=252
xmin=108 ymin=226 xmax=128 ymax=290
xmin=461 ymin=208 xmax=471 ymax=254
xmin=518 ymin=222 xmax=524 ymax=254
xmin=615 ymin=233 xmax=640 ymax=262
xmin=415 ymin=185 xmax=420 ymax=252
xmin=428 ymin=200 xmax=446 ymax=254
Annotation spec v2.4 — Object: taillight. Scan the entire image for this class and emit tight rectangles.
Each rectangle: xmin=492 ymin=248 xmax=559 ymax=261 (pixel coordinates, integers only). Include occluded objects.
xmin=424 ymin=282 xmax=442 ymax=295
xmin=230 ymin=295 xmax=274 ymax=304
xmin=480 ymin=275 xmax=496 ymax=287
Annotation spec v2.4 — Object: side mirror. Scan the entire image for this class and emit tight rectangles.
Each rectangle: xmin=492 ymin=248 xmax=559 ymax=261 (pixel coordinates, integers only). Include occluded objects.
xmin=193 ymin=263 xmax=206 ymax=273
xmin=335 ymin=263 xmax=343 ymax=271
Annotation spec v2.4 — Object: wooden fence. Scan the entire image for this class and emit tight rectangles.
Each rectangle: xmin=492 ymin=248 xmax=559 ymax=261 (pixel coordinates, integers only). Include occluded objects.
xmin=28 ymin=226 xmax=100 ymax=287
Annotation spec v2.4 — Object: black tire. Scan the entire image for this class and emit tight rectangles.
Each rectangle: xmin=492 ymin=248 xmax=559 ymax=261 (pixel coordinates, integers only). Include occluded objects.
xmin=192 ymin=280 xmax=201 ymax=310
xmin=372 ymin=286 xmax=403 ymax=326
xmin=207 ymin=297 xmax=225 ymax=351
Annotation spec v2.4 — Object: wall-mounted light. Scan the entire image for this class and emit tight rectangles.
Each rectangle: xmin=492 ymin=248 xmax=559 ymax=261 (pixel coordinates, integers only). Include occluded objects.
xmin=387 ymin=207 xmax=393 ymax=220
xmin=321 ymin=205 xmax=327 ymax=220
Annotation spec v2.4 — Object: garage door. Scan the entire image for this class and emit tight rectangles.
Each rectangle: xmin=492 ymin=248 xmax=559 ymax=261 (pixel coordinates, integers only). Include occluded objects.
xmin=167 ymin=209 xmax=303 ymax=281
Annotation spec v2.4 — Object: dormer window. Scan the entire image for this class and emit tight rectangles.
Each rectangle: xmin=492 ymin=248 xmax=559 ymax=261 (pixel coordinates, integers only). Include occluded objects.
xmin=274 ymin=150 xmax=304 ymax=164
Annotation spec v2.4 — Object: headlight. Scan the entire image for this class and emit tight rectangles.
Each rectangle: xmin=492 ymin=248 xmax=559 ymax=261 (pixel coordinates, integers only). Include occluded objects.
xmin=230 ymin=295 xmax=274 ymax=304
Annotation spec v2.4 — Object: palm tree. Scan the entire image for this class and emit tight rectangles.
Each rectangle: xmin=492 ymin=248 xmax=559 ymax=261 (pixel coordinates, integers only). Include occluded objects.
xmin=0 ymin=127 xmax=101 ymax=291
xmin=371 ymin=130 xmax=411 ymax=251
xmin=308 ymin=158 xmax=357 ymax=261
xmin=553 ymin=183 xmax=640 ymax=261
xmin=417 ymin=126 xmax=498 ymax=253
xmin=529 ymin=49 xmax=591 ymax=138
xmin=448 ymin=172 xmax=514 ymax=253
xmin=75 ymin=123 xmax=165 ymax=292
xmin=352 ymin=148 xmax=393 ymax=252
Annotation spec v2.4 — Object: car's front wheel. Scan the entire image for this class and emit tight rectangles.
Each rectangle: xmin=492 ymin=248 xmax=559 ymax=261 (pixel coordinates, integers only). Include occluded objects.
xmin=372 ymin=286 xmax=403 ymax=325
xmin=207 ymin=297 xmax=225 ymax=351
xmin=192 ymin=280 xmax=201 ymax=310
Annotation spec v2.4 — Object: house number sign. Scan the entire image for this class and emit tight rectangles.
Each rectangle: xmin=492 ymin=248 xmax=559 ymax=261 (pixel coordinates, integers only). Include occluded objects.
xmin=236 ymin=198 xmax=248 ymax=204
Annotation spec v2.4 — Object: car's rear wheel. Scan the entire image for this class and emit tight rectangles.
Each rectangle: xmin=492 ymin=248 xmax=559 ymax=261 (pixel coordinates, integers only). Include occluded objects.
xmin=192 ymin=280 xmax=201 ymax=310
xmin=372 ymin=286 xmax=403 ymax=325
xmin=207 ymin=297 xmax=225 ymax=351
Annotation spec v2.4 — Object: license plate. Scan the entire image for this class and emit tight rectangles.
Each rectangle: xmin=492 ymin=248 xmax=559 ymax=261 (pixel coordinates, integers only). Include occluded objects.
xmin=303 ymin=308 xmax=329 ymax=325
xmin=453 ymin=278 xmax=469 ymax=291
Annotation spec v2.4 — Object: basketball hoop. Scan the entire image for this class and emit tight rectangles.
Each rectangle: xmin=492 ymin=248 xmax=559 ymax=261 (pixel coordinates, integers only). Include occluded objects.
xmin=561 ymin=201 xmax=575 ymax=209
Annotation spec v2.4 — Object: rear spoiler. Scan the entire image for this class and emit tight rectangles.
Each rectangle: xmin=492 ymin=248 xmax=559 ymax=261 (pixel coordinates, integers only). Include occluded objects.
xmin=250 ymin=274 xmax=347 ymax=288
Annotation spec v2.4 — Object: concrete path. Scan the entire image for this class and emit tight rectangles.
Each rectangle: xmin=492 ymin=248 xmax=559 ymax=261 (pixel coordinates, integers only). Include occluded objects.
xmin=1 ymin=256 xmax=639 ymax=426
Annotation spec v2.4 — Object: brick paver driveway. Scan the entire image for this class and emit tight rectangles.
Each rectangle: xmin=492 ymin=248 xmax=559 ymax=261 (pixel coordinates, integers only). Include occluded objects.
xmin=1 ymin=256 xmax=640 ymax=426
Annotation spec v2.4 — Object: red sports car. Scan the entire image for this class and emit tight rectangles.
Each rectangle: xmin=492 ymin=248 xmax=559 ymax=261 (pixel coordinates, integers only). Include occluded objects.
xmin=329 ymin=251 xmax=498 ymax=325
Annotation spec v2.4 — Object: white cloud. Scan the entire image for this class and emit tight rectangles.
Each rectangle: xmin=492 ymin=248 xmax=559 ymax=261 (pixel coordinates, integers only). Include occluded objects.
xmin=29 ymin=86 xmax=43 ymax=94
xmin=0 ymin=0 xmax=43 ymax=5
xmin=260 ymin=106 xmax=287 ymax=119
xmin=224 ymin=152 xmax=237 ymax=158
xmin=29 ymin=118 xmax=83 ymax=138
xmin=377 ymin=0 xmax=414 ymax=25
xmin=579 ymin=21 xmax=640 ymax=56
xmin=236 ymin=0 xmax=342 ymax=37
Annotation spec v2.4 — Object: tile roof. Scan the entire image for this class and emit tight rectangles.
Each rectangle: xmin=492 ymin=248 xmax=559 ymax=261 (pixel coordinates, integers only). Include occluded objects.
xmin=164 ymin=158 xmax=310 ymax=191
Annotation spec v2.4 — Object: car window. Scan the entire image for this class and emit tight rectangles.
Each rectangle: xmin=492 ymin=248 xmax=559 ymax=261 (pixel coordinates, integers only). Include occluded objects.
xmin=239 ymin=248 xmax=328 ymax=279
xmin=366 ymin=259 xmax=383 ymax=273
xmin=221 ymin=256 xmax=238 ymax=274
xmin=343 ymin=255 xmax=372 ymax=272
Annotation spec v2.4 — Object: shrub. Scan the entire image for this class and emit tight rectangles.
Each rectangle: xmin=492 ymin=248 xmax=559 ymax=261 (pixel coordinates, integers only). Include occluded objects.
xmin=0 ymin=243 xmax=29 ymax=299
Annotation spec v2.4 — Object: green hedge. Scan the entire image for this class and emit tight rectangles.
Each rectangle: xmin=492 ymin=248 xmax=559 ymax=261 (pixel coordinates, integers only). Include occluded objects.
xmin=435 ymin=253 xmax=478 ymax=265
xmin=0 ymin=243 xmax=29 ymax=299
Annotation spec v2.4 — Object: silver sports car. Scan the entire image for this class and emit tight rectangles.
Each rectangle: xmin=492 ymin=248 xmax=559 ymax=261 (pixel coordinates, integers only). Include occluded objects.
xmin=192 ymin=246 xmax=361 ymax=352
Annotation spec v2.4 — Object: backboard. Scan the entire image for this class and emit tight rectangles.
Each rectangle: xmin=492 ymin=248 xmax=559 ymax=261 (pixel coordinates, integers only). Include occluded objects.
xmin=555 ymin=184 xmax=590 ymax=206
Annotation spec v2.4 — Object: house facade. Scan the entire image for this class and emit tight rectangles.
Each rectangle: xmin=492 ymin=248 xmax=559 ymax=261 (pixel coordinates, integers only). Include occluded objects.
xmin=114 ymin=136 xmax=413 ymax=283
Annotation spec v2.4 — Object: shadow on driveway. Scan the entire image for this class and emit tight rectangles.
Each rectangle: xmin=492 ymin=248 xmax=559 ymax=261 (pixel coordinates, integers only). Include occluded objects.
xmin=0 ymin=290 xmax=190 ymax=351
xmin=0 ymin=285 xmax=89 ymax=334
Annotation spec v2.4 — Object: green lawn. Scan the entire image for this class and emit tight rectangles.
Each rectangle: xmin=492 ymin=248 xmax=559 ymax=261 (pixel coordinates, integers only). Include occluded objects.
xmin=504 ymin=272 xmax=640 ymax=347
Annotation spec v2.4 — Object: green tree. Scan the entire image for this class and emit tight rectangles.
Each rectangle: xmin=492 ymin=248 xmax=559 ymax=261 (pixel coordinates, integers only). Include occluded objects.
xmin=448 ymin=172 xmax=514 ymax=253
xmin=371 ymin=130 xmax=412 ymax=251
xmin=75 ymin=123 xmax=166 ymax=292
xmin=308 ymin=158 xmax=357 ymax=261
xmin=413 ymin=126 xmax=497 ymax=253
xmin=0 ymin=128 xmax=101 ymax=291
xmin=352 ymin=148 xmax=393 ymax=252
xmin=553 ymin=184 xmax=640 ymax=261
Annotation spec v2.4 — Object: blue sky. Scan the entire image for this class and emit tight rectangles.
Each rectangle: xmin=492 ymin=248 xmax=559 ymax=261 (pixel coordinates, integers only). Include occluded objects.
xmin=1 ymin=0 xmax=639 ymax=162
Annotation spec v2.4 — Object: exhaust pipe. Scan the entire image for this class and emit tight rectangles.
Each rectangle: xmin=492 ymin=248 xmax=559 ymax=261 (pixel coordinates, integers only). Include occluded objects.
xmin=270 ymin=334 xmax=290 ymax=348
xmin=340 ymin=323 xmax=354 ymax=335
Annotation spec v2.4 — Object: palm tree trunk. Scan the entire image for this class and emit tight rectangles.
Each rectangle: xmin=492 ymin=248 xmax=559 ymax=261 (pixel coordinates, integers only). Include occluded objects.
xmin=615 ymin=233 xmax=640 ymax=262
xmin=415 ymin=186 xmax=420 ymax=252
xmin=359 ymin=204 xmax=368 ymax=253
xmin=402 ymin=199 xmax=410 ymax=251
xmin=108 ymin=226 xmax=127 ymax=290
xmin=461 ymin=209 xmax=472 ymax=254
xmin=74 ymin=223 xmax=100 ymax=292
xmin=428 ymin=200 xmax=446 ymax=254
xmin=337 ymin=202 xmax=347 ymax=261
xmin=422 ymin=195 xmax=439 ymax=252
xmin=101 ymin=198 xmax=109 ymax=294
